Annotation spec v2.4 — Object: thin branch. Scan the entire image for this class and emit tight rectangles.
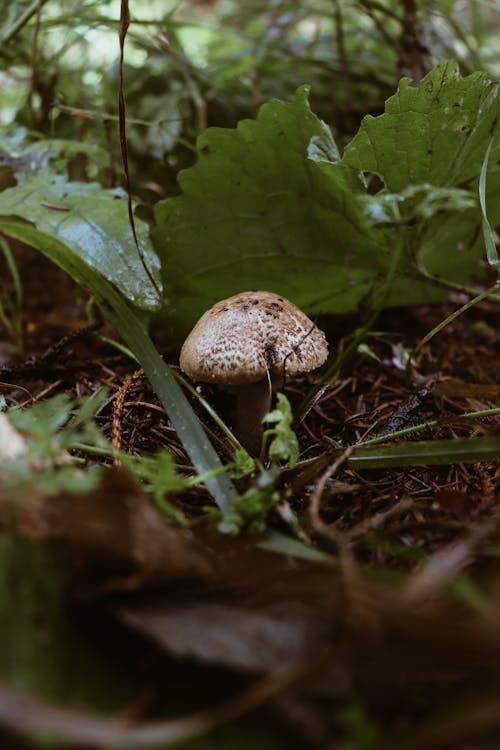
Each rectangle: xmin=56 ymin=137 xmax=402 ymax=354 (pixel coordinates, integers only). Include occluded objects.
xmin=118 ymin=0 xmax=162 ymax=300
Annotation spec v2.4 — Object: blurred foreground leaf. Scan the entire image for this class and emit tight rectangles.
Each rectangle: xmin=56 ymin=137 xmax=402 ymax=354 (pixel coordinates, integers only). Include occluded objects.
xmin=0 ymin=534 xmax=136 ymax=710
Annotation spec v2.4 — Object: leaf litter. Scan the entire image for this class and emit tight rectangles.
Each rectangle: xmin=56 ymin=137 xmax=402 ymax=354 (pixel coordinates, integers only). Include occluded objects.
xmin=0 ymin=254 xmax=499 ymax=748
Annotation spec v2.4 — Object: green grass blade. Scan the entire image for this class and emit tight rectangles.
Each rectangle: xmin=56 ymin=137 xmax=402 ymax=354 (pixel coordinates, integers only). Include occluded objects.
xmin=346 ymin=435 xmax=500 ymax=469
xmin=479 ymin=135 xmax=499 ymax=268
xmin=0 ymin=219 xmax=237 ymax=511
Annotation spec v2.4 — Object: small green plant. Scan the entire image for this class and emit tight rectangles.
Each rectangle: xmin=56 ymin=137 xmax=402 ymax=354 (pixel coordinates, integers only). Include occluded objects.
xmin=228 ymin=447 xmax=257 ymax=479
xmin=2 ymin=391 xmax=237 ymax=522
xmin=3 ymin=392 xmax=108 ymax=497
xmin=205 ymin=395 xmax=299 ymax=536
xmin=261 ymin=393 xmax=300 ymax=468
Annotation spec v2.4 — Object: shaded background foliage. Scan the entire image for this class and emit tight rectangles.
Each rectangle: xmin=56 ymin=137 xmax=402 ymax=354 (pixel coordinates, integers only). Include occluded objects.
xmin=2 ymin=0 xmax=499 ymax=197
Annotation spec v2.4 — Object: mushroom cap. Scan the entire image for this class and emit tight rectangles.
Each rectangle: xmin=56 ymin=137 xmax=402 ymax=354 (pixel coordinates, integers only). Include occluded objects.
xmin=179 ymin=291 xmax=328 ymax=385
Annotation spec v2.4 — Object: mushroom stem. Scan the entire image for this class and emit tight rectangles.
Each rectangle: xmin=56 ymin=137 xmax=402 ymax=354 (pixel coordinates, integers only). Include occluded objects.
xmin=233 ymin=380 xmax=272 ymax=456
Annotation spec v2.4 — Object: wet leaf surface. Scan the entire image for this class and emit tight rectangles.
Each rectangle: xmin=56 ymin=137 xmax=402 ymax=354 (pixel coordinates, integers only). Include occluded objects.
xmin=0 ymin=172 xmax=162 ymax=311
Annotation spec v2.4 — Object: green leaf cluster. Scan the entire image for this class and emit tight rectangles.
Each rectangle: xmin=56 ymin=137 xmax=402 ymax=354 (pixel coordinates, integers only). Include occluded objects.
xmin=3 ymin=392 xmax=107 ymax=497
xmin=154 ymin=62 xmax=500 ymax=333
xmin=1 ymin=61 xmax=498 ymax=514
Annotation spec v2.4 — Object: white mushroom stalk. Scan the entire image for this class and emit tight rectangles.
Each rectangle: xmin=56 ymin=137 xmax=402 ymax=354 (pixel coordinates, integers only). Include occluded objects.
xmin=179 ymin=291 xmax=329 ymax=455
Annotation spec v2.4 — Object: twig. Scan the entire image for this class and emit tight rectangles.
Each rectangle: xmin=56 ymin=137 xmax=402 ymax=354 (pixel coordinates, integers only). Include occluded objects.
xmin=111 ymin=368 xmax=145 ymax=464
xmin=0 ymin=320 xmax=102 ymax=381
xmin=118 ymin=0 xmax=162 ymax=300
xmin=410 ymin=282 xmax=500 ymax=364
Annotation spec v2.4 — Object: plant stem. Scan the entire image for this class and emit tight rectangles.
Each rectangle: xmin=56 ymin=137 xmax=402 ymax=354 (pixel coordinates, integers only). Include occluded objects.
xmin=0 ymin=0 xmax=49 ymax=45
xmin=411 ymin=281 xmax=500 ymax=363
xmin=355 ymin=406 xmax=500 ymax=448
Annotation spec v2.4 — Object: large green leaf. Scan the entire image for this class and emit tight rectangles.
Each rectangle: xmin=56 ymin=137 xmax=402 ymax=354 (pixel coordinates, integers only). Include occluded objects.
xmin=342 ymin=61 xmax=500 ymax=192
xmin=154 ymin=68 xmax=498 ymax=334
xmin=340 ymin=61 xmax=500 ymax=297
xmin=154 ymin=85 xmax=389 ymax=333
xmin=0 ymin=171 xmax=162 ymax=311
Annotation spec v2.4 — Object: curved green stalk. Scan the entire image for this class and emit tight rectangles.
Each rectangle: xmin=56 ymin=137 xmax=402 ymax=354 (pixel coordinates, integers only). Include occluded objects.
xmin=411 ymin=282 xmax=500 ymax=362
xmin=479 ymin=135 xmax=499 ymax=269
xmin=0 ymin=220 xmax=237 ymax=511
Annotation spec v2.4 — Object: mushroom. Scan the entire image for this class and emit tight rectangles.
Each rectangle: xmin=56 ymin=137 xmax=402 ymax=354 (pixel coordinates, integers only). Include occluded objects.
xmin=179 ymin=291 xmax=328 ymax=455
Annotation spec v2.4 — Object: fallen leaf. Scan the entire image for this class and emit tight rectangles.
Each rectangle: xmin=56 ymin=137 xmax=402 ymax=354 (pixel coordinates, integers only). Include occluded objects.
xmin=14 ymin=469 xmax=212 ymax=595
xmin=115 ymin=599 xmax=324 ymax=674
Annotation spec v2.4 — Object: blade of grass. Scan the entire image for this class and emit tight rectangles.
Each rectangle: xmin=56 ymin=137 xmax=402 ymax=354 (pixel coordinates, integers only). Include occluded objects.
xmin=479 ymin=134 xmax=499 ymax=269
xmin=258 ymin=531 xmax=337 ymax=565
xmin=86 ymin=324 xmax=241 ymax=450
xmin=0 ymin=235 xmax=23 ymax=347
xmin=411 ymin=282 xmax=500 ymax=361
xmin=346 ymin=435 xmax=500 ymax=469
xmin=0 ymin=220 xmax=237 ymax=511
xmin=0 ymin=236 xmax=22 ymax=310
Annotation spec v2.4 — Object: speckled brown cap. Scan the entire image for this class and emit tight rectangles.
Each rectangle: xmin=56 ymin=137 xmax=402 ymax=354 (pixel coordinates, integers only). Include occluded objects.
xmin=179 ymin=291 xmax=328 ymax=385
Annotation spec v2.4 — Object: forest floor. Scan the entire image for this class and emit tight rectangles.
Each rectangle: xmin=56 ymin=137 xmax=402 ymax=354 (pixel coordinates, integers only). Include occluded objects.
xmin=0 ymin=247 xmax=499 ymax=750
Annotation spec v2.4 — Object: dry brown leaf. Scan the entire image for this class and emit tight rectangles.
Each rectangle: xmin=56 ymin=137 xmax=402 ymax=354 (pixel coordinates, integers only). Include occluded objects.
xmin=115 ymin=599 xmax=325 ymax=673
xmin=14 ymin=469 xmax=212 ymax=594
